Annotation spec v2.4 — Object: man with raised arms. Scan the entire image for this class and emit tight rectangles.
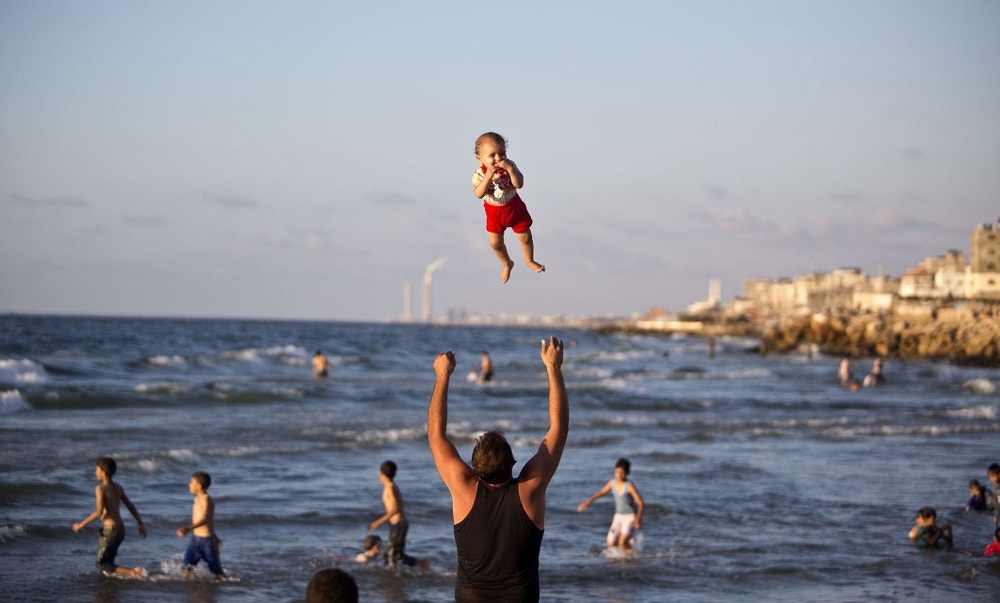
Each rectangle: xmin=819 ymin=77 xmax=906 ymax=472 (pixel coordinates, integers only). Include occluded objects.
xmin=428 ymin=336 xmax=568 ymax=603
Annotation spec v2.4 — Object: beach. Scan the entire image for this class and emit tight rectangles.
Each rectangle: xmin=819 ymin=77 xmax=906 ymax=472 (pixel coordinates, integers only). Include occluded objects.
xmin=2 ymin=315 xmax=999 ymax=602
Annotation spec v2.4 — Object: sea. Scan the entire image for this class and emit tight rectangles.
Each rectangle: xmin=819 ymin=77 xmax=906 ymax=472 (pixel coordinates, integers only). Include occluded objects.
xmin=1 ymin=314 xmax=999 ymax=603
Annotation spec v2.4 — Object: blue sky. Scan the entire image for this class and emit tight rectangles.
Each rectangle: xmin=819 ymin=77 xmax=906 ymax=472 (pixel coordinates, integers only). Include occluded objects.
xmin=2 ymin=1 xmax=998 ymax=321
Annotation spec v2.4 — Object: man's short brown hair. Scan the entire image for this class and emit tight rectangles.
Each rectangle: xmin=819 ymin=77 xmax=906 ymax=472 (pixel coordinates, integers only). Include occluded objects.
xmin=471 ymin=430 xmax=516 ymax=484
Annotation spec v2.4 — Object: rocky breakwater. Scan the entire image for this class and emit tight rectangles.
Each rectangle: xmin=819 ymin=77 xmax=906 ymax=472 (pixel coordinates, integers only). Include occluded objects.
xmin=759 ymin=311 xmax=1000 ymax=366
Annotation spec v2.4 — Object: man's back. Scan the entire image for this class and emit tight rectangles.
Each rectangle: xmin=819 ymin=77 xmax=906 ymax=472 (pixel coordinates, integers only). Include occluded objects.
xmin=454 ymin=480 xmax=543 ymax=602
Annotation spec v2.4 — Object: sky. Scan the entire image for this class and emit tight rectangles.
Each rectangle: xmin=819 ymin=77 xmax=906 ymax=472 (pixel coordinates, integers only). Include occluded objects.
xmin=1 ymin=1 xmax=998 ymax=322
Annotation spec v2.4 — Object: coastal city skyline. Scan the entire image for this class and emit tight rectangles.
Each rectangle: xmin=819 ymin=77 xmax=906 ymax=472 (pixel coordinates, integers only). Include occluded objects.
xmin=2 ymin=2 xmax=998 ymax=322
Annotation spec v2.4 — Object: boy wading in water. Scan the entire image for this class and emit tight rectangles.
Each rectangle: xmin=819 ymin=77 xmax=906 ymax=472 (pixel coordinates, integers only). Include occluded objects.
xmin=176 ymin=472 xmax=225 ymax=579
xmin=471 ymin=132 xmax=545 ymax=283
xmin=368 ymin=460 xmax=424 ymax=568
xmin=577 ymin=457 xmax=645 ymax=555
xmin=72 ymin=456 xmax=147 ymax=577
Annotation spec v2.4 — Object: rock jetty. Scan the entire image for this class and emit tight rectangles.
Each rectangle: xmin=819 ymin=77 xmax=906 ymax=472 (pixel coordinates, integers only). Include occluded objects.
xmin=758 ymin=311 xmax=1000 ymax=366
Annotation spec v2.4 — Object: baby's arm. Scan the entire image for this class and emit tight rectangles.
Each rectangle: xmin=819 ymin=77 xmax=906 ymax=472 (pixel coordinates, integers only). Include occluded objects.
xmin=472 ymin=167 xmax=496 ymax=199
xmin=577 ymin=480 xmax=614 ymax=512
xmin=498 ymin=159 xmax=523 ymax=188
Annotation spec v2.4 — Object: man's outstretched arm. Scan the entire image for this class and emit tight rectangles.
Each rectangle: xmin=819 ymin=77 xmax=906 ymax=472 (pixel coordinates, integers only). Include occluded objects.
xmin=521 ymin=336 xmax=569 ymax=489
xmin=427 ymin=351 xmax=477 ymax=522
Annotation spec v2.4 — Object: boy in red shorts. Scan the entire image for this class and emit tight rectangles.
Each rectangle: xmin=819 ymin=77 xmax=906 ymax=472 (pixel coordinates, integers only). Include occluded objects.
xmin=472 ymin=132 xmax=545 ymax=283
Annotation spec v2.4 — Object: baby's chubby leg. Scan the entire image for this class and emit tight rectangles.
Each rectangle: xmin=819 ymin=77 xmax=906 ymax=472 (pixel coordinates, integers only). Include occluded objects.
xmin=515 ymin=229 xmax=545 ymax=274
xmin=489 ymin=232 xmax=516 ymax=283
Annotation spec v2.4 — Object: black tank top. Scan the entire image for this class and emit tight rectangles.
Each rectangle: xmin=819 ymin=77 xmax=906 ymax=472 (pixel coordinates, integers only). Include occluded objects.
xmin=454 ymin=478 xmax=544 ymax=602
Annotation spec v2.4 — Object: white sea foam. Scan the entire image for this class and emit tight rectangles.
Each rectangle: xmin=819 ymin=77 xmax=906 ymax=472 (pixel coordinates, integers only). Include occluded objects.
xmin=962 ymin=377 xmax=996 ymax=394
xmin=135 ymin=382 xmax=190 ymax=395
xmin=270 ymin=387 xmax=303 ymax=397
xmin=0 ymin=390 xmax=31 ymax=414
xmin=265 ymin=344 xmax=307 ymax=357
xmin=168 ymin=449 xmax=202 ymax=463
xmin=148 ymin=355 xmax=187 ymax=367
xmin=0 ymin=358 xmax=47 ymax=383
xmin=945 ymin=405 xmax=998 ymax=420
xmin=0 ymin=523 xmax=28 ymax=542
xmin=136 ymin=459 xmax=160 ymax=473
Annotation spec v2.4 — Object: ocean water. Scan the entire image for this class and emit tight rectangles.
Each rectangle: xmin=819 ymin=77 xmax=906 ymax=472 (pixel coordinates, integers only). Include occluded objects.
xmin=1 ymin=314 xmax=999 ymax=603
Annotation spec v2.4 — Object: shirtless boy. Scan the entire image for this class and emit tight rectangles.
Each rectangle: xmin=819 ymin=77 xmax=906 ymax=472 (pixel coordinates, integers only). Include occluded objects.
xmin=72 ymin=456 xmax=147 ymax=577
xmin=176 ymin=472 xmax=224 ymax=578
xmin=367 ymin=460 xmax=420 ymax=568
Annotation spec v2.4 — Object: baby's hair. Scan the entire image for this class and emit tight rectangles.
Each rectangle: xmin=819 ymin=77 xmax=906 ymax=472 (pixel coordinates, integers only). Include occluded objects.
xmin=475 ymin=132 xmax=507 ymax=156
xmin=994 ymin=527 xmax=1000 ymax=542
xmin=363 ymin=534 xmax=383 ymax=550
xmin=615 ymin=457 xmax=631 ymax=474
xmin=971 ymin=479 xmax=983 ymax=489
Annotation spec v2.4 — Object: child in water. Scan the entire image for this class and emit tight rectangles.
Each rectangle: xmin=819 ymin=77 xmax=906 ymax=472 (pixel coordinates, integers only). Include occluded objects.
xmin=985 ymin=528 xmax=1000 ymax=556
xmin=72 ymin=456 xmax=147 ymax=577
xmin=908 ymin=506 xmax=953 ymax=549
xmin=967 ymin=479 xmax=989 ymax=511
xmin=471 ymin=132 xmax=545 ymax=283
xmin=577 ymin=457 xmax=645 ymax=555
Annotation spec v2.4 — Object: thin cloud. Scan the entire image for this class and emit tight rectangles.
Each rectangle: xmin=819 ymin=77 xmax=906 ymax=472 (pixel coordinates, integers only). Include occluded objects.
xmin=702 ymin=185 xmax=729 ymax=200
xmin=9 ymin=194 xmax=87 ymax=208
xmin=903 ymin=147 xmax=927 ymax=160
xmin=365 ymin=190 xmax=417 ymax=207
xmin=825 ymin=190 xmax=866 ymax=204
xmin=122 ymin=215 xmax=167 ymax=227
xmin=202 ymin=192 xmax=258 ymax=209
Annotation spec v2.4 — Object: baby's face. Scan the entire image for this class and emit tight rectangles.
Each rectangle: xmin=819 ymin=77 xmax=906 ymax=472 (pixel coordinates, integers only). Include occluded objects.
xmin=477 ymin=140 xmax=506 ymax=168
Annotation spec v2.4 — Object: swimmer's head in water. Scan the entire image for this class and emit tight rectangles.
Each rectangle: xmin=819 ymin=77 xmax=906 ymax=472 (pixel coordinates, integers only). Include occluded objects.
xmin=471 ymin=429 xmax=516 ymax=485
xmin=363 ymin=534 xmax=382 ymax=552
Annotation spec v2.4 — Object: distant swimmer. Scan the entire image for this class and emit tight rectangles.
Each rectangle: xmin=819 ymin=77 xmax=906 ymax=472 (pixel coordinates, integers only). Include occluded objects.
xmin=577 ymin=457 xmax=645 ymax=556
xmin=312 ymin=350 xmax=329 ymax=378
xmin=428 ymin=337 xmax=568 ymax=602
xmin=863 ymin=357 xmax=884 ymax=387
xmin=477 ymin=351 xmax=495 ymax=384
xmin=471 ymin=132 xmax=545 ymax=283
xmin=838 ymin=357 xmax=853 ymax=386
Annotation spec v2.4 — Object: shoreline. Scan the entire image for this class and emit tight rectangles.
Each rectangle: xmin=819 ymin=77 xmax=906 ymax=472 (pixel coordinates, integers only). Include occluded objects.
xmin=604 ymin=312 xmax=1000 ymax=367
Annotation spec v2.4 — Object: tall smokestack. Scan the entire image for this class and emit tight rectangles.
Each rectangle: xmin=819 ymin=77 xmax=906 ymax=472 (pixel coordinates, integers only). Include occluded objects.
xmin=421 ymin=258 xmax=447 ymax=323
xmin=402 ymin=281 xmax=412 ymax=322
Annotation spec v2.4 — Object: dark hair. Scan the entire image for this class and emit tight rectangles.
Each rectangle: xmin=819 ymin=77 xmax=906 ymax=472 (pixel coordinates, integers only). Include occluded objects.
xmin=989 ymin=463 xmax=1000 ymax=476
xmin=474 ymin=132 xmax=507 ymax=156
xmin=995 ymin=527 xmax=1000 ymax=542
xmin=305 ymin=568 xmax=358 ymax=603
xmin=96 ymin=457 xmax=117 ymax=477
xmin=363 ymin=534 xmax=382 ymax=551
xmin=380 ymin=460 xmax=397 ymax=480
xmin=615 ymin=458 xmax=631 ymax=474
xmin=471 ymin=430 xmax=516 ymax=484
xmin=970 ymin=479 xmax=982 ymax=489
xmin=192 ymin=472 xmax=211 ymax=490
xmin=917 ymin=506 xmax=937 ymax=519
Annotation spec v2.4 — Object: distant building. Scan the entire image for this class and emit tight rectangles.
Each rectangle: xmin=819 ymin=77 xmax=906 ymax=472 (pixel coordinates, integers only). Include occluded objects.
xmin=740 ymin=220 xmax=1000 ymax=316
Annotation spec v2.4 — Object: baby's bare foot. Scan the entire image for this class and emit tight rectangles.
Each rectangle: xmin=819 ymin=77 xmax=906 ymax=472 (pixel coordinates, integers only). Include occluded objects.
xmin=501 ymin=261 xmax=515 ymax=283
xmin=527 ymin=261 xmax=545 ymax=273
